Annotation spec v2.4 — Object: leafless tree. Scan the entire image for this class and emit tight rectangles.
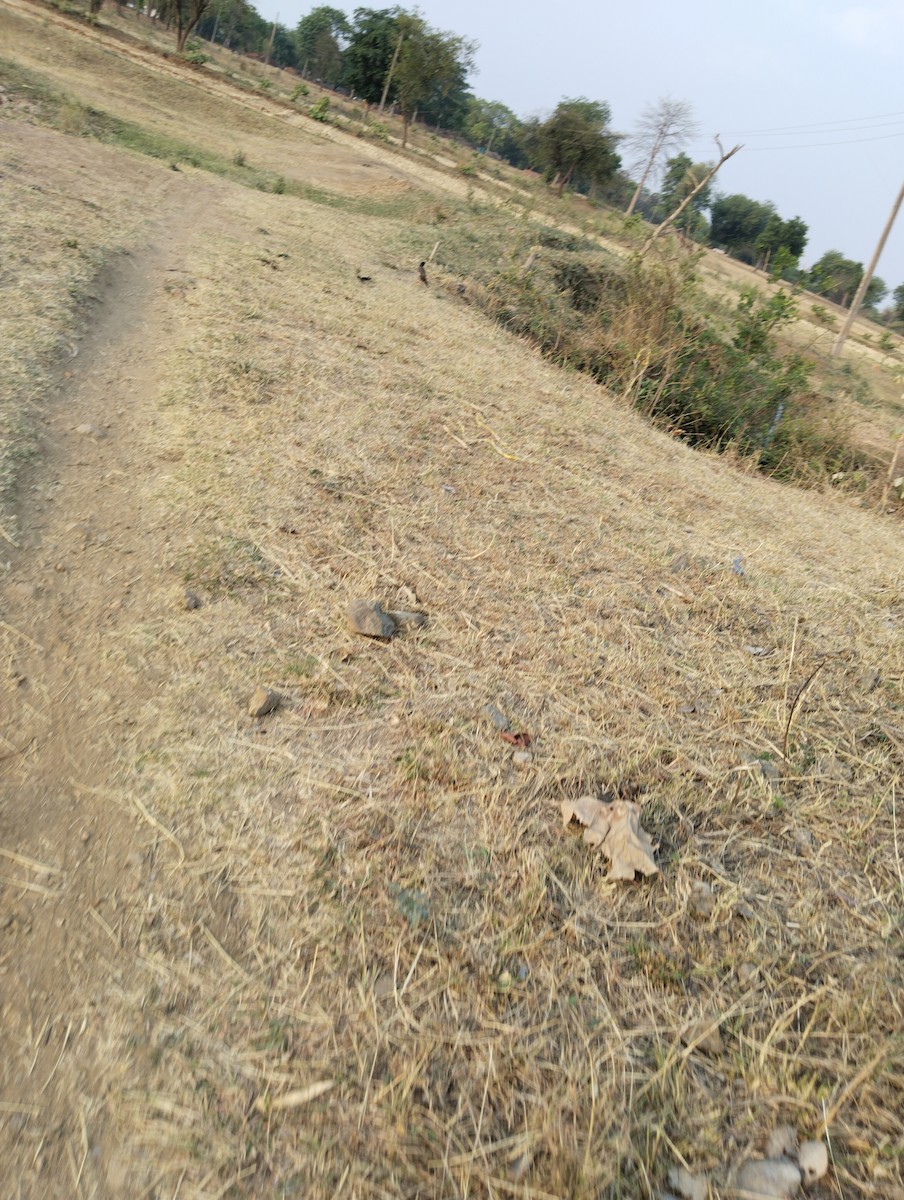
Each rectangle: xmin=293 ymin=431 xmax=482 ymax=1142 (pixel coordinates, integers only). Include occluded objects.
xmin=639 ymin=138 xmax=742 ymax=257
xmin=625 ymin=97 xmax=698 ymax=216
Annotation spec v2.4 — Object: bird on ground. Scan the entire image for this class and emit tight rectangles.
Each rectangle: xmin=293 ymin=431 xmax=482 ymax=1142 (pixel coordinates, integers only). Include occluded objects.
xmin=418 ymin=261 xmax=428 ymax=286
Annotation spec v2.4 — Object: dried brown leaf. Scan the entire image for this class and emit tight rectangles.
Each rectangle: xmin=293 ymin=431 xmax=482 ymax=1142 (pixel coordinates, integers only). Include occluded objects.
xmin=561 ymin=796 xmax=659 ymax=880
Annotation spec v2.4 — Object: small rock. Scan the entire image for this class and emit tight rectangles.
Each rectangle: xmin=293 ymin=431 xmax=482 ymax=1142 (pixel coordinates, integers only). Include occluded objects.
xmin=738 ymin=961 xmax=758 ymax=984
xmin=485 ymin=703 xmax=511 ymax=731
xmin=248 ymin=686 xmax=280 ymax=717
xmin=814 ymin=755 xmax=853 ymax=783
xmin=183 ymin=589 xmax=202 ymax=610
xmin=736 ymin=1158 xmax=801 ymax=1199
xmin=347 ymin=599 xmax=396 ymax=639
xmin=680 ymin=1018 xmax=723 ymax=1056
xmin=668 ymin=1165 xmax=708 ymax=1200
xmin=670 ymin=552 xmax=691 ymax=572
xmin=386 ymin=609 xmax=427 ymax=630
xmin=767 ymin=1126 xmax=798 ymax=1159
xmin=858 ymin=667 xmax=880 ymax=693
xmin=512 ymin=749 xmax=533 ymax=768
xmin=75 ymin=423 xmax=106 ymax=439
xmin=797 ymin=1141 xmax=828 ymax=1186
xmin=757 ymin=758 xmax=782 ymax=787
xmin=688 ymin=882 xmax=715 ymax=919
xmin=373 ymin=973 xmax=394 ymax=999
xmin=792 ymin=827 xmax=814 ymax=854
xmin=10 ymin=581 xmax=38 ymax=600
xmin=735 ymin=900 xmax=755 ymax=921
xmin=509 ymin=1150 xmax=532 ymax=1183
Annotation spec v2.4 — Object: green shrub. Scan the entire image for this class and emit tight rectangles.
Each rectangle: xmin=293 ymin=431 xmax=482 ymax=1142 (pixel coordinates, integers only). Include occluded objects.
xmin=183 ymin=41 xmax=210 ymax=66
xmin=308 ymin=97 xmax=330 ymax=122
xmin=460 ymin=239 xmax=868 ymax=484
xmin=290 ymin=83 xmax=310 ymax=101
xmin=810 ymin=304 xmax=837 ymax=329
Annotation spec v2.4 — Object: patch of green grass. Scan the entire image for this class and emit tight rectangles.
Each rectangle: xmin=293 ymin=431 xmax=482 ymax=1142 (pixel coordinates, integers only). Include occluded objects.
xmin=1 ymin=58 xmax=437 ymax=222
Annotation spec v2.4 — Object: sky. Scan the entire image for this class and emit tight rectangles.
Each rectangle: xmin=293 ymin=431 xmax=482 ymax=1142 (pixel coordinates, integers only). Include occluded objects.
xmin=255 ymin=0 xmax=904 ymax=293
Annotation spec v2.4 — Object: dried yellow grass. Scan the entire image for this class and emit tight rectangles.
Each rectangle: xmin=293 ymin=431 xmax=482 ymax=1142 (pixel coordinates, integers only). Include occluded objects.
xmin=0 ymin=8 xmax=902 ymax=1198
xmin=86 ymin=179 xmax=902 ymax=1198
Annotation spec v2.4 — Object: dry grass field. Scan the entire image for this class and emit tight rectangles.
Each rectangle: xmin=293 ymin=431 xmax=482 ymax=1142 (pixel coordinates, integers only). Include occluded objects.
xmin=1 ymin=5 xmax=903 ymax=1199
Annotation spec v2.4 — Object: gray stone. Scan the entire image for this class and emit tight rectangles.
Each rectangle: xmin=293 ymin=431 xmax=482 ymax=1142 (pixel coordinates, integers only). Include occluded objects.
xmin=797 ymin=1141 xmax=828 ymax=1186
xmin=348 ymin=599 xmax=397 ymax=639
xmin=680 ymin=1018 xmax=723 ymax=1056
xmin=183 ymin=589 xmax=202 ymax=610
xmin=736 ymin=1158 xmax=801 ymax=1199
xmin=386 ymin=609 xmax=427 ymax=630
xmin=512 ymin=749 xmax=533 ymax=768
xmin=667 ymin=1165 xmax=708 ymax=1200
xmin=688 ymin=882 xmax=715 ymax=919
xmin=859 ymin=667 xmax=880 ymax=693
xmin=75 ymin=423 xmax=107 ymax=439
xmin=248 ymin=686 xmax=280 ymax=717
xmin=484 ymin=704 xmax=510 ymax=731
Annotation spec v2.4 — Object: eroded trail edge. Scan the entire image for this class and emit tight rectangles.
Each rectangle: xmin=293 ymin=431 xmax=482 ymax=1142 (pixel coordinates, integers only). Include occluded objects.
xmin=1 ymin=177 xmax=216 ymax=1199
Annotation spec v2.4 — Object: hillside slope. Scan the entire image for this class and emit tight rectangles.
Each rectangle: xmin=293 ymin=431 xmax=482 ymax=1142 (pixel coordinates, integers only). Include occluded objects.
xmin=1 ymin=8 xmax=903 ymax=1199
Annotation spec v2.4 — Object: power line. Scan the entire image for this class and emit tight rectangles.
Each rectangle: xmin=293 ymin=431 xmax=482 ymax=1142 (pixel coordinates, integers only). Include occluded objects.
xmin=741 ymin=118 xmax=904 ymax=137
xmin=719 ymin=108 xmax=904 ymax=135
xmin=743 ymin=129 xmax=904 ymax=151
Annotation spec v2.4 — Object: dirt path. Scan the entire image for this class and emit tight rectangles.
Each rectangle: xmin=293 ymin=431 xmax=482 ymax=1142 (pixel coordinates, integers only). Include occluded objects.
xmin=0 ymin=173 xmax=216 ymax=1199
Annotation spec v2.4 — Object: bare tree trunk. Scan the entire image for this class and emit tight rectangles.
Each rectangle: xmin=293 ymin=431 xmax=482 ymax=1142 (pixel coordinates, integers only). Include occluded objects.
xmin=378 ymin=32 xmax=404 ymax=115
xmin=553 ymin=166 xmax=574 ymax=197
xmin=625 ymin=139 xmax=662 ymax=216
xmin=401 ymin=114 xmax=410 ymax=148
xmin=639 ymin=142 xmax=742 ymax=257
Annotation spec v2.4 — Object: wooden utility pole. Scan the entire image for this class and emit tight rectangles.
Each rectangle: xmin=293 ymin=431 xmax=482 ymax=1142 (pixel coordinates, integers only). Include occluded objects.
xmin=639 ymin=140 xmax=741 ymax=257
xmin=264 ymin=14 xmax=279 ymax=66
xmin=831 ymin=179 xmax=904 ymax=359
xmin=378 ymin=31 xmax=404 ymax=115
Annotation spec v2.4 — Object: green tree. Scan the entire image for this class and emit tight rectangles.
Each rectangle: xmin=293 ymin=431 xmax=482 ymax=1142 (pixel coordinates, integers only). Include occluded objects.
xmin=754 ymin=214 xmax=807 ymax=272
xmin=394 ymin=16 xmax=475 ymax=146
xmin=893 ymin=283 xmax=904 ymax=320
xmin=463 ymin=98 xmax=524 ymax=160
xmin=807 ymin=250 xmax=864 ymax=307
xmin=863 ymin=276 xmax=888 ymax=310
xmin=534 ymin=97 xmax=620 ymax=196
xmin=657 ymin=153 xmax=713 ymax=238
xmin=710 ymin=194 xmax=776 ymax=263
xmin=344 ymin=7 xmax=402 ymax=108
xmin=157 ymin=0 xmax=213 ymax=51
xmin=296 ymin=6 xmax=350 ymax=83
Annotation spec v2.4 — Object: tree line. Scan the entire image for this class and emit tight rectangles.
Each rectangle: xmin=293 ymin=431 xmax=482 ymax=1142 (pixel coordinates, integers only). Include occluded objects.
xmin=119 ymin=1 xmax=904 ymax=322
